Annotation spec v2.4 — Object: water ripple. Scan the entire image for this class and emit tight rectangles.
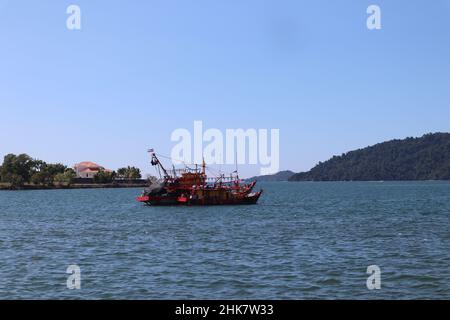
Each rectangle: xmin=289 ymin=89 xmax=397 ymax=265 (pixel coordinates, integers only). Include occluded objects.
xmin=0 ymin=182 xmax=449 ymax=299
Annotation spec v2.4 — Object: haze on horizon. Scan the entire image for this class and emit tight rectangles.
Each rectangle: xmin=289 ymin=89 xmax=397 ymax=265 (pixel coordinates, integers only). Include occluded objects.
xmin=1 ymin=0 xmax=450 ymax=178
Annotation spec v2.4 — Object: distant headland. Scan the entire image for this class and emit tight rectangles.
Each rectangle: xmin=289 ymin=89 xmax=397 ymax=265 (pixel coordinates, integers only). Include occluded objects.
xmin=247 ymin=170 xmax=295 ymax=182
xmin=255 ymin=133 xmax=450 ymax=182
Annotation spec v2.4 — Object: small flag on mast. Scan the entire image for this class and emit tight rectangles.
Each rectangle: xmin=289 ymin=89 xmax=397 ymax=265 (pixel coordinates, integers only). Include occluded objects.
xmin=147 ymin=148 xmax=154 ymax=153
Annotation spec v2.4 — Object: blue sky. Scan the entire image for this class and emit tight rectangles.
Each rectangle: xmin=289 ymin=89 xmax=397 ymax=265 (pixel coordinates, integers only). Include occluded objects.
xmin=1 ymin=0 xmax=450 ymax=177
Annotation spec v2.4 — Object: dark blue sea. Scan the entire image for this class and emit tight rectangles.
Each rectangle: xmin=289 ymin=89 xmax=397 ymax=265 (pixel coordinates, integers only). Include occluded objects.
xmin=0 ymin=182 xmax=449 ymax=299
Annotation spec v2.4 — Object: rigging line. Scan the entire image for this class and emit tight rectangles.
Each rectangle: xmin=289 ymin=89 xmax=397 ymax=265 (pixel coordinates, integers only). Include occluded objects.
xmin=206 ymin=165 xmax=236 ymax=178
xmin=204 ymin=162 xmax=231 ymax=175
xmin=153 ymin=152 xmax=236 ymax=177
xmin=206 ymin=166 xmax=224 ymax=176
xmin=206 ymin=168 xmax=220 ymax=177
xmin=154 ymin=153 xmax=198 ymax=167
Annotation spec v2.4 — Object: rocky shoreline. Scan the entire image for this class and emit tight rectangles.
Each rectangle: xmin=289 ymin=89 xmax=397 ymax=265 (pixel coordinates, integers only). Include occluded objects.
xmin=0 ymin=183 xmax=147 ymax=191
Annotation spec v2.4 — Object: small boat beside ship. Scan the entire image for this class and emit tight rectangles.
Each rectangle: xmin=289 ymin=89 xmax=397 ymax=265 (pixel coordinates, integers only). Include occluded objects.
xmin=136 ymin=151 xmax=262 ymax=206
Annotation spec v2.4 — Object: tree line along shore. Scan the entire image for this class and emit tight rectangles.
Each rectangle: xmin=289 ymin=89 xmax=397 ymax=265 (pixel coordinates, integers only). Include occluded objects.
xmin=0 ymin=153 xmax=152 ymax=190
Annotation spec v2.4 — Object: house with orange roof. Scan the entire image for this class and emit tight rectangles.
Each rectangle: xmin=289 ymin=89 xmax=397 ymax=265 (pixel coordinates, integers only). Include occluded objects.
xmin=74 ymin=161 xmax=112 ymax=178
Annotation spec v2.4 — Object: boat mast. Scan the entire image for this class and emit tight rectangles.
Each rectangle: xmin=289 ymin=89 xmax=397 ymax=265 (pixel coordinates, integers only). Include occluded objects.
xmin=234 ymin=150 xmax=240 ymax=186
xmin=202 ymin=157 xmax=206 ymax=175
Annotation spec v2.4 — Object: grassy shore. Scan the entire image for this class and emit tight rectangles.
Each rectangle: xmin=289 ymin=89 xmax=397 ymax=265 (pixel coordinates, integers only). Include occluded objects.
xmin=0 ymin=182 xmax=147 ymax=191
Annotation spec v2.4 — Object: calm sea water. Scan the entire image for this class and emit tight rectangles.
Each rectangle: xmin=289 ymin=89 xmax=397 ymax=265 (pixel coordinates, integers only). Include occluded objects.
xmin=0 ymin=182 xmax=449 ymax=300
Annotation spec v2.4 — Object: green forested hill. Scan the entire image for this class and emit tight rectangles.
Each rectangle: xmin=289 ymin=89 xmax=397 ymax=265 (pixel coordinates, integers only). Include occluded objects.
xmin=289 ymin=133 xmax=450 ymax=181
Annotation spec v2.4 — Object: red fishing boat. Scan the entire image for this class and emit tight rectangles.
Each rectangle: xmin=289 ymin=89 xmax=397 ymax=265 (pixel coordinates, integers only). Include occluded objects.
xmin=136 ymin=151 xmax=262 ymax=206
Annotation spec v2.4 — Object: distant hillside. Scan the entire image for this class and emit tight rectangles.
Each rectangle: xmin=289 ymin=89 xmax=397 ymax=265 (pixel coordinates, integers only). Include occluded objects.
xmin=248 ymin=170 xmax=295 ymax=182
xmin=289 ymin=133 xmax=450 ymax=181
